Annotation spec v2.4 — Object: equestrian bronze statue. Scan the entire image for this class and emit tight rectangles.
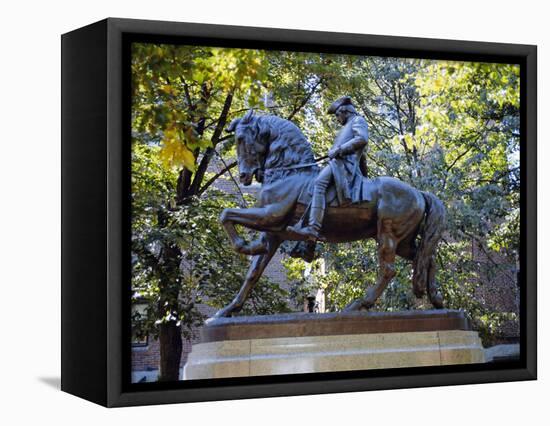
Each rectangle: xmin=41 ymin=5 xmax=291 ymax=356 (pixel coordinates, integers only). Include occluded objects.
xmin=214 ymin=97 xmax=446 ymax=318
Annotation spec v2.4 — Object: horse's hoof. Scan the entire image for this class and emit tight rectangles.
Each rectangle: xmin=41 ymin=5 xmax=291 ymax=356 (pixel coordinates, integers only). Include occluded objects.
xmin=343 ymin=299 xmax=364 ymax=312
xmin=429 ymin=291 xmax=444 ymax=309
xmin=212 ymin=306 xmax=233 ymax=319
xmin=248 ymin=241 xmax=268 ymax=255
xmin=235 ymin=241 xmax=252 ymax=255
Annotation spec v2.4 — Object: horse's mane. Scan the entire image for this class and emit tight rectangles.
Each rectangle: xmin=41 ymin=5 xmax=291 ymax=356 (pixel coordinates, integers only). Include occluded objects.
xmin=255 ymin=115 xmax=319 ymax=183
xmin=227 ymin=111 xmax=320 ymax=184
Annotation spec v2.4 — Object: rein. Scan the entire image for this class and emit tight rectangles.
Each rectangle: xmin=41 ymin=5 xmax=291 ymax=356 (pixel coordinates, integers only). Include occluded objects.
xmin=264 ymin=155 xmax=329 ymax=173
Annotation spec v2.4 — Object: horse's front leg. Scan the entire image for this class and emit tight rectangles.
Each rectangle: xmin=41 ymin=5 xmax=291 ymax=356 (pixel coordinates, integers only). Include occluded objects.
xmin=219 ymin=208 xmax=247 ymax=252
xmin=213 ymin=233 xmax=281 ymax=318
xmin=220 ymin=204 xmax=289 ymax=255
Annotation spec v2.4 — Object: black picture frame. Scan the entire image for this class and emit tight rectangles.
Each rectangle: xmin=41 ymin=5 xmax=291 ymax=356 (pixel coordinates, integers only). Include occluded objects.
xmin=61 ymin=17 xmax=537 ymax=407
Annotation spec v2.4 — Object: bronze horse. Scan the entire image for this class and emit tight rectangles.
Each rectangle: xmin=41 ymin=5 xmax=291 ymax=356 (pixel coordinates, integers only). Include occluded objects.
xmin=214 ymin=110 xmax=445 ymax=318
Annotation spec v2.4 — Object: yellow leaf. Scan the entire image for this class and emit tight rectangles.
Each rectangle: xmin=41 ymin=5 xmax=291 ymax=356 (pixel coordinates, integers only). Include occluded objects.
xmin=160 ymin=84 xmax=173 ymax=95
xmin=180 ymin=145 xmax=196 ymax=172
xmin=159 ymin=129 xmax=196 ymax=172
xmin=404 ymin=134 xmax=415 ymax=150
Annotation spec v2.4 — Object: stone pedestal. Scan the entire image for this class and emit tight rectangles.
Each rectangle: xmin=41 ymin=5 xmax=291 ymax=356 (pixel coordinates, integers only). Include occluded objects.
xmin=183 ymin=310 xmax=485 ymax=380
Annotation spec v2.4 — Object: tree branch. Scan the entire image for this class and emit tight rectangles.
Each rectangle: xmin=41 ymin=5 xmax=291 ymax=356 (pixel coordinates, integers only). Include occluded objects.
xmin=189 ymin=91 xmax=234 ymax=195
xmin=287 ymin=77 xmax=324 ymax=121
xmin=198 ymin=161 xmax=238 ymax=195
xmin=176 ymin=168 xmax=192 ymax=203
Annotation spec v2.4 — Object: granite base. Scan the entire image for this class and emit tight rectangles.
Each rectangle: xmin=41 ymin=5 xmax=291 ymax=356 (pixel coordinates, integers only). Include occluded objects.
xmin=183 ymin=310 xmax=485 ymax=379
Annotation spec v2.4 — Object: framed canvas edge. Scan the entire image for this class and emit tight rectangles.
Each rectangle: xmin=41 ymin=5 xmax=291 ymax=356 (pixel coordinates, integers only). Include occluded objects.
xmin=102 ymin=18 xmax=537 ymax=407
xmin=522 ymin=44 xmax=537 ymax=380
xmin=61 ymin=18 xmax=110 ymax=406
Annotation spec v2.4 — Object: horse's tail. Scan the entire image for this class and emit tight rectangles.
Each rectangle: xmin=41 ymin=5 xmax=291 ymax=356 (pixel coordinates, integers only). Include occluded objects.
xmin=412 ymin=191 xmax=446 ymax=307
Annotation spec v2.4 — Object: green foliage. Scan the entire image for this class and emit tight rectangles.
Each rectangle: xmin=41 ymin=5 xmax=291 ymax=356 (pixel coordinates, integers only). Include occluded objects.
xmin=132 ymin=43 xmax=267 ymax=172
xmin=131 ymin=144 xmax=204 ymax=340
xmin=131 ymin=145 xmax=288 ymax=342
xmin=284 ymin=241 xmax=416 ymax=313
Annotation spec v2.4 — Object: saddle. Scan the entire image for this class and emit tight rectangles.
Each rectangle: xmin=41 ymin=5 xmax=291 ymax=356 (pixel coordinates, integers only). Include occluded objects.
xmin=297 ymin=176 xmax=378 ymax=208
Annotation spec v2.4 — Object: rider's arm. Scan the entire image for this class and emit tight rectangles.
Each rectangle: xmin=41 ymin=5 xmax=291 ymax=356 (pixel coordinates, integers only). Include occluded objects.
xmin=337 ymin=116 xmax=369 ymax=156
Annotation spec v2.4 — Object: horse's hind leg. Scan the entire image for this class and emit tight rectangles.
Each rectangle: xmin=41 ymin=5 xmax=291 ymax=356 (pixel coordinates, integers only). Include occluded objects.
xmin=345 ymin=218 xmax=398 ymax=311
xmin=427 ymin=256 xmax=444 ymax=308
xmin=396 ymin=234 xmax=416 ymax=262
xmin=397 ymin=233 xmax=425 ymax=297
xmin=213 ymin=233 xmax=281 ymax=318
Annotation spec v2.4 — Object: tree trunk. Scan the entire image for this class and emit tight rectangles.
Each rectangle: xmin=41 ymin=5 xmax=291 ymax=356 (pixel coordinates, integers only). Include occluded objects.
xmin=158 ymin=321 xmax=183 ymax=381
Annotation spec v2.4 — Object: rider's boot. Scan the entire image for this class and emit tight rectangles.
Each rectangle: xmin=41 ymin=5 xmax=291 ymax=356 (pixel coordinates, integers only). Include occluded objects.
xmin=286 ymin=191 xmax=325 ymax=241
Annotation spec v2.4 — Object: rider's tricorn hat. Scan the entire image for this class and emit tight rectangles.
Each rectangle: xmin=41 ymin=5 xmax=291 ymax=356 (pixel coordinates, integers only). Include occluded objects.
xmin=327 ymin=96 xmax=353 ymax=114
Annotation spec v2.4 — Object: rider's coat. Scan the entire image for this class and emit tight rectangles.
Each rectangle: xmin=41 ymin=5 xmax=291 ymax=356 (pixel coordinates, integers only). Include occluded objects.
xmin=329 ymin=114 xmax=370 ymax=205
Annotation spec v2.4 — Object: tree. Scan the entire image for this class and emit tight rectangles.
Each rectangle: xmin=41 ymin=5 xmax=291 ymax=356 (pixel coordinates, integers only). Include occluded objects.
xmin=414 ymin=61 xmax=520 ymax=342
xmin=131 ymin=44 xmax=277 ymax=381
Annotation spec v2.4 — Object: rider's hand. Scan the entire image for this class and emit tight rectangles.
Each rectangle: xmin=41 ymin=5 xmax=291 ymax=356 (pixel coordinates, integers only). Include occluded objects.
xmin=328 ymin=147 xmax=341 ymax=159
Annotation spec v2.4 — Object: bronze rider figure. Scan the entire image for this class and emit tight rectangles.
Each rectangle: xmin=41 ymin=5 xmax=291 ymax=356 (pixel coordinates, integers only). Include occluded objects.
xmin=287 ymin=96 xmax=369 ymax=240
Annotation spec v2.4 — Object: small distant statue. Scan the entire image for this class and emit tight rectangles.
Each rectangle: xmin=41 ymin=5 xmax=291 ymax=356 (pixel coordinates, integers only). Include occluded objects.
xmin=215 ymin=98 xmax=445 ymax=318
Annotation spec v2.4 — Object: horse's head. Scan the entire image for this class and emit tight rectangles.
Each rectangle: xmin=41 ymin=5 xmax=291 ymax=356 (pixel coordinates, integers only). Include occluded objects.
xmin=226 ymin=109 xmax=270 ymax=186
